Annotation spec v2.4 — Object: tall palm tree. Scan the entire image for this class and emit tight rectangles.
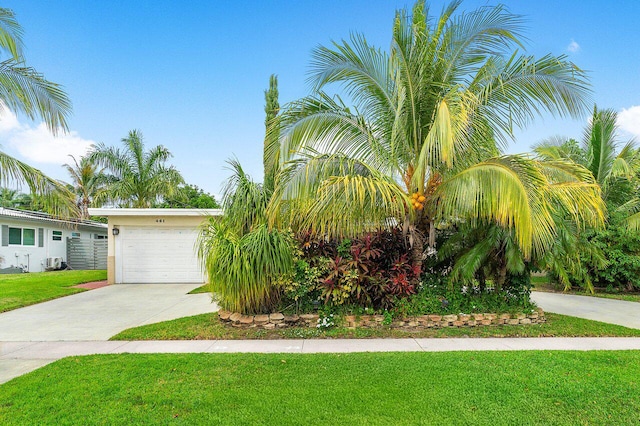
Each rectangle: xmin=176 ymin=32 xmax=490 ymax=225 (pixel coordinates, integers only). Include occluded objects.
xmin=88 ymin=130 xmax=184 ymax=208
xmin=0 ymin=8 xmax=75 ymax=216
xmin=62 ymin=154 xmax=109 ymax=219
xmin=535 ymin=106 xmax=640 ymax=232
xmin=269 ymin=0 xmax=604 ymax=276
xmin=199 ymin=77 xmax=292 ymax=314
xmin=535 ymin=106 xmax=638 ymax=200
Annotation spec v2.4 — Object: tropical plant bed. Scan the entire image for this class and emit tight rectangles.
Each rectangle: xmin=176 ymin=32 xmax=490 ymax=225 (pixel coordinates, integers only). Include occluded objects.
xmin=217 ymin=308 xmax=545 ymax=330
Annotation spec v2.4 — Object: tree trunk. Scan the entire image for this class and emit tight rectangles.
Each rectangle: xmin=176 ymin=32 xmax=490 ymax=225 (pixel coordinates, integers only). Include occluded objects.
xmin=496 ymin=261 xmax=507 ymax=292
xmin=410 ymin=229 xmax=424 ymax=276
xmin=428 ymin=219 xmax=436 ymax=248
xmin=478 ymin=268 xmax=486 ymax=292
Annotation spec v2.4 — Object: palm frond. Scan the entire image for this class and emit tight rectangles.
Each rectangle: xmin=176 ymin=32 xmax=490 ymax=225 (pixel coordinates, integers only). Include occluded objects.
xmin=0 ymin=60 xmax=71 ymax=134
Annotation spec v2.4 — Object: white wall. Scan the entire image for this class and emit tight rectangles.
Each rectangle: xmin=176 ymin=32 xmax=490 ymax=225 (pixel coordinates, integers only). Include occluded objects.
xmin=0 ymin=218 xmax=107 ymax=272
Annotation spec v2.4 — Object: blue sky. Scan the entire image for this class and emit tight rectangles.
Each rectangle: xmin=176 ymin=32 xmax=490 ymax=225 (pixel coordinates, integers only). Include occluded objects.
xmin=1 ymin=0 xmax=639 ymax=198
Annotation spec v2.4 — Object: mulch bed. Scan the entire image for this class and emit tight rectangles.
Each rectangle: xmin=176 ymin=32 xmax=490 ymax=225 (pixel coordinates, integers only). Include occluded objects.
xmin=73 ymin=280 xmax=110 ymax=290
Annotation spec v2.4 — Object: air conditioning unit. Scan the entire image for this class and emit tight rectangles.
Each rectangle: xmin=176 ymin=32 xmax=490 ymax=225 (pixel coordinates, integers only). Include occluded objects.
xmin=45 ymin=257 xmax=63 ymax=271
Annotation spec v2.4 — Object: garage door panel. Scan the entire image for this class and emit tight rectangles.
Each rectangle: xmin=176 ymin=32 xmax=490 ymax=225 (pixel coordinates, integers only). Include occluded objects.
xmin=119 ymin=226 xmax=204 ymax=283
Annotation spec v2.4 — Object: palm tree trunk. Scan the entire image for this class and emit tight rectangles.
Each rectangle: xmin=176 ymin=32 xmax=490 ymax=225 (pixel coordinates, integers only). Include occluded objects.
xmin=495 ymin=256 xmax=507 ymax=292
xmin=428 ymin=219 xmax=436 ymax=247
xmin=410 ymin=229 xmax=424 ymax=276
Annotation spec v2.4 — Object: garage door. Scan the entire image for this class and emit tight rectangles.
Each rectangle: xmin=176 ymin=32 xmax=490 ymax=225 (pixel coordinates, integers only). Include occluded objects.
xmin=118 ymin=226 xmax=204 ymax=283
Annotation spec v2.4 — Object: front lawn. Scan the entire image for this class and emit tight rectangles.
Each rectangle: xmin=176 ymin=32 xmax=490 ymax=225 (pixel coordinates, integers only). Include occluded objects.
xmin=0 ymin=270 xmax=107 ymax=312
xmin=1 ymin=351 xmax=639 ymax=425
xmin=111 ymin=312 xmax=640 ymax=340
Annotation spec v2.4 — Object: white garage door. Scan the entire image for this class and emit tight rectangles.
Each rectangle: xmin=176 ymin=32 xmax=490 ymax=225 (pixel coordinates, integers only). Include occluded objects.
xmin=118 ymin=226 xmax=204 ymax=283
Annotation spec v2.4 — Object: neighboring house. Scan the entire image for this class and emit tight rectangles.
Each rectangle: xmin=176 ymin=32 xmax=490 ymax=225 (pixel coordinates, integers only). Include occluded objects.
xmin=0 ymin=207 xmax=108 ymax=272
xmin=88 ymin=208 xmax=222 ymax=284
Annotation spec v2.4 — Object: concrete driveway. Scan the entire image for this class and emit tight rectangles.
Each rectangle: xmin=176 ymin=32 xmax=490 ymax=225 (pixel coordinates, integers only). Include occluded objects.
xmin=0 ymin=284 xmax=219 ymax=341
xmin=531 ymin=291 xmax=640 ymax=329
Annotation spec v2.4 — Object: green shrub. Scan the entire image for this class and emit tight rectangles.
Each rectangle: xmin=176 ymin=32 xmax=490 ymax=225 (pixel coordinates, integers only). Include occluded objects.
xmin=393 ymin=273 xmax=535 ymax=317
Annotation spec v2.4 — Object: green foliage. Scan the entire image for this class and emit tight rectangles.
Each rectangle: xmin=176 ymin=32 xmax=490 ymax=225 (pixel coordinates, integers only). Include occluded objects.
xmin=393 ymin=272 xmax=535 ymax=318
xmin=263 ymin=74 xmax=280 ymax=193
xmin=88 ymin=130 xmax=184 ymax=208
xmin=200 ymin=220 xmax=294 ymax=314
xmin=0 ymin=8 xmax=71 ymax=133
xmin=0 ymin=188 xmax=35 ymax=209
xmin=0 ymin=9 xmax=76 ymax=217
xmin=155 ymin=184 xmax=220 ymax=209
xmin=581 ymin=212 xmax=640 ymax=292
xmin=316 ymin=310 xmax=337 ymax=329
xmin=270 ymin=0 xmax=600 ymax=276
xmin=280 ymin=259 xmax=323 ymax=313
xmin=63 ymin=155 xmax=109 ymax=219
xmin=198 ymin=161 xmax=295 ymax=314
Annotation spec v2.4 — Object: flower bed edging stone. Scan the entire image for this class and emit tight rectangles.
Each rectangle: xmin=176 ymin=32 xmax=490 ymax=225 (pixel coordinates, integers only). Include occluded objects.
xmin=217 ymin=309 xmax=546 ymax=330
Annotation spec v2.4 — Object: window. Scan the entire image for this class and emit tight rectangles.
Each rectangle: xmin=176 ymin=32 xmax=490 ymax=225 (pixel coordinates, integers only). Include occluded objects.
xmin=94 ymin=234 xmax=106 ymax=240
xmin=71 ymin=232 xmax=80 ymax=238
xmin=9 ymin=227 xmax=21 ymax=245
xmin=52 ymin=230 xmax=62 ymax=241
xmin=8 ymin=227 xmax=36 ymax=246
xmin=23 ymin=229 xmax=35 ymax=245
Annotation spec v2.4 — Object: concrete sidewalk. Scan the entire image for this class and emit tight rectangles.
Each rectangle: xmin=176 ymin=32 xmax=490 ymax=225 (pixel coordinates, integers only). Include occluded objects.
xmin=531 ymin=291 xmax=640 ymax=329
xmin=3 ymin=337 xmax=640 ymax=384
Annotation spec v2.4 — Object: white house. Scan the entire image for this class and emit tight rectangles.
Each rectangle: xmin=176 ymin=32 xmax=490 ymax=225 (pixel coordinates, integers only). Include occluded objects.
xmin=88 ymin=208 xmax=222 ymax=284
xmin=0 ymin=207 xmax=108 ymax=272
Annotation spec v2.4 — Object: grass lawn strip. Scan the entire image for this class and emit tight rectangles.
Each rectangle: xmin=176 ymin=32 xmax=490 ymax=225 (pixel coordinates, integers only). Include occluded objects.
xmin=111 ymin=312 xmax=640 ymax=341
xmin=187 ymin=283 xmax=211 ymax=294
xmin=532 ymin=276 xmax=640 ymax=303
xmin=0 ymin=270 xmax=107 ymax=313
xmin=0 ymin=351 xmax=638 ymax=425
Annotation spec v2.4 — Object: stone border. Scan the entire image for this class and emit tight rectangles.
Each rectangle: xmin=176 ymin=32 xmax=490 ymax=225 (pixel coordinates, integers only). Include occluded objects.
xmin=217 ymin=309 xmax=546 ymax=330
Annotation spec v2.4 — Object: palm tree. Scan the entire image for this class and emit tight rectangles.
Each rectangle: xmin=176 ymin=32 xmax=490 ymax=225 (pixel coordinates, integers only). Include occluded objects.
xmin=0 ymin=188 xmax=40 ymax=210
xmin=0 ymin=187 xmax=18 ymax=207
xmin=0 ymin=8 xmax=71 ymax=133
xmin=199 ymin=76 xmax=294 ymax=314
xmin=0 ymin=8 xmax=75 ymax=216
xmin=62 ymin=155 xmax=109 ymax=219
xmin=198 ymin=160 xmax=294 ymax=314
xmin=535 ymin=106 xmax=640 ymax=230
xmin=535 ymin=106 xmax=638 ymax=200
xmin=269 ymin=0 xmax=604 ymax=279
xmin=88 ymin=130 xmax=184 ymax=208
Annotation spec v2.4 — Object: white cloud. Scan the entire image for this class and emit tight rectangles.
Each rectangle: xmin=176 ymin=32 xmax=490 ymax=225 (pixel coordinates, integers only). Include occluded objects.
xmin=0 ymin=107 xmax=21 ymax=132
xmin=567 ymin=39 xmax=580 ymax=53
xmin=619 ymin=105 xmax=640 ymax=138
xmin=0 ymin=110 xmax=96 ymax=164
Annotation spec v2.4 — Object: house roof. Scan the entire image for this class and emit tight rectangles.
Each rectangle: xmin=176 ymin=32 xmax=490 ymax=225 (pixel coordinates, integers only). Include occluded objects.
xmin=0 ymin=207 xmax=108 ymax=231
xmin=88 ymin=208 xmax=223 ymax=217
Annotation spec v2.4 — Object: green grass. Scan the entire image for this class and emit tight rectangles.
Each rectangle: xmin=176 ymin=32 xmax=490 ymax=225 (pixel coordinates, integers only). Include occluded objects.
xmin=1 ymin=351 xmax=639 ymax=425
xmin=187 ymin=283 xmax=211 ymax=294
xmin=532 ymin=274 xmax=640 ymax=302
xmin=111 ymin=312 xmax=640 ymax=341
xmin=0 ymin=270 xmax=107 ymax=312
